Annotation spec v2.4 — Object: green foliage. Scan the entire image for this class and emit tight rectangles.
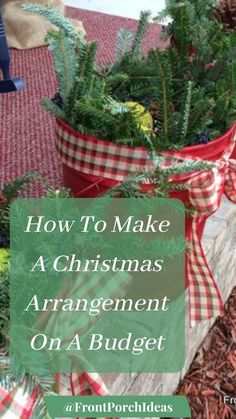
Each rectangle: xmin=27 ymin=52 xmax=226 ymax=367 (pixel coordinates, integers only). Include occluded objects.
xmin=108 ymin=150 xmax=215 ymax=198
xmin=24 ymin=4 xmax=153 ymax=144
xmin=46 ymin=30 xmax=78 ymax=100
xmin=41 ymin=97 xmax=66 ymax=119
xmin=168 ymin=1 xmax=192 ymax=64
xmin=180 ymin=81 xmax=193 ymax=140
xmin=72 ymin=96 xmax=147 ymax=145
xmin=69 ymin=42 xmax=99 ymax=108
xmin=22 ymin=3 xmax=82 ymax=41
xmin=25 ymin=1 xmax=236 ymax=149
xmin=0 ymin=180 xmax=71 ymax=351
xmin=131 ymin=10 xmax=151 ymax=59
xmin=0 ymin=160 xmax=215 ymax=417
xmin=149 ymin=50 xmax=174 ymax=145
xmin=0 ymin=180 xmax=72 ymax=419
xmin=108 ymin=0 xmax=236 ymax=147
xmin=0 ymin=272 xmax=9 ymax=348
xmin=115 ymin=29 xmax=134 ymax=62
xmin=0 ymin=173 xmax=41 ymax=239
xmin=1 ymin=173 xmax=40 ymax=200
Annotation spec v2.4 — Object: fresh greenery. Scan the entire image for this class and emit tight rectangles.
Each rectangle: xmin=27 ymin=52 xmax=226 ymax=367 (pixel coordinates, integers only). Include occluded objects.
xmin=0 ymin=180 xmax=71 ymax=418
xmin=108 ymin=150 xmax=215 ymax=199
xmin=24 ymin=1 xmax=236 ymax=149
xmin=111 ymin=0 xmax=236 ymax=147
xmin=0 ymin=175 xmax=71 ymax=347
xmin=0 ymin=174 xmax=42 ymax=351
xmin=23 ymin=3 xmax=147 ymax=144
xmin=0 ymin=173 xmax=42 ymax=246
xmin=0 ymin=152 xmax=216 ymax=418
xmin=22 ymin=3 xmax=83 ymax=40
xmin=0 ymin=5 xmax=223 ymax=412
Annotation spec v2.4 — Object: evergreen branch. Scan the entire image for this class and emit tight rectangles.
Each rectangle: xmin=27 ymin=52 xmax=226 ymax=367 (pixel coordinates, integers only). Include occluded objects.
xmin=24 ymin=1 xmax=236 ymax=148
xmin=153 ymin=9 xmax=170 ymax=24
xmin=71 ymin=42 xmax=98 ymax=110
xmin=131 ymin=10 xmax=151 ymax=58
xmin=171 ymin=184 xmax=189 ymax=191
xmin=107 ymin=178 xmax=145 ymax=198
xmin=31 ymin=395 xmax=48 ymax=419
xmin=73 ymin=101 xmax=117 ymax=138
xmin=107 ymin=151 xmax=215 ymax=199
xmin=78 ymin=42 xmax=98 ymax=80
xmin=168 ymin=1 xmax=192 ymax=63
xmin=105 ymin=73 xmax=129 ymax=94
xmin=2 ymin=173 xmax=42 ymax=199
xmin=46 ymin=30 xmax=77 ymax=99
xmin=181 ymin=81 xmax=193 ymax=140
xmin=178 ymin=2 xmax=190 ymax=62
xmin=41 ymin=98 xmax=66 ymax=120
xmin=162 ymin=159 xmax=215 ymax=176
xmin=153 ymin=51 xmax=169 ymax=143
xmin=115 ymin=29 xmax=134 ymax=62
xmin=104 ymin=99 xmax=129 ymax=115
xmin=22 ymin=3 xmax=83 ymax=41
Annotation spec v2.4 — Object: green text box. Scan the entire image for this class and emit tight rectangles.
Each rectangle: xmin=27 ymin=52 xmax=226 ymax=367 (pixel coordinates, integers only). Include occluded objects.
xmin=10 ymin=198 xmax=185 ymax=374
xmin=45 ymin=396 xmax=191 ymax=417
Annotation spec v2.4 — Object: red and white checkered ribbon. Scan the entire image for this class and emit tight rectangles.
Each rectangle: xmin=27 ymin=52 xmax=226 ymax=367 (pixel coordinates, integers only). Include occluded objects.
xmin=55 ymin=118 xmax=153 ymax=181
xmin=0 ymin=383 xmax=39 ymax=419
xmin=56 ymin=118 xmax=236 ymax=326
xmin=56 ymin=372 xmax=108 ymax=396
xmin=2 ymin=126 xmax=236 ymax=418
xmin=0 ymin=372 xmax=109 ymax=419
xmin=186 ymin=155 xmax=236 ymax=326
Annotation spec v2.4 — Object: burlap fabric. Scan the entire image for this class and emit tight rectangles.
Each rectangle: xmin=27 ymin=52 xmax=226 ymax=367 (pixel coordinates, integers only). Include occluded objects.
xmin=2 ymin=0 xmax=85 ymax=49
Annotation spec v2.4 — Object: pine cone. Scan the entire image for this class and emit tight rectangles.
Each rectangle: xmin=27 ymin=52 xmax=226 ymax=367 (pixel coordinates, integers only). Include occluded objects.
xmin=213 ymin=0 xmax=236 ymax=31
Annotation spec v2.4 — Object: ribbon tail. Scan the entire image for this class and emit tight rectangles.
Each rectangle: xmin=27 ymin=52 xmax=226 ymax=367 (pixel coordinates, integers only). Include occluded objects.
xmin=187 ymin=214 xmax=224 ymax=327
xmin=70 ymin=372 xmax=108 ymax=396
xmin=224 ymin=159 xmax=236 ymax=203
xmin=56 ymin=372 xmax=108 ymax=396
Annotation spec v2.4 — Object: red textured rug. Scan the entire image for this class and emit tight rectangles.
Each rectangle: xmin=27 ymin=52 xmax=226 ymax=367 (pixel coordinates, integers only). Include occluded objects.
xmin=0 ymin=7 xmax=163 ymax=196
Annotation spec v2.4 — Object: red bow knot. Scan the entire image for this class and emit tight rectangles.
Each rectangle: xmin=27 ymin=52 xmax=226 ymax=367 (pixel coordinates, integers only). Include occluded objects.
xmin=223 ymin=158 xmax=236 ymax=203
xmin=187 ymin=155 xmax=236 ymax=326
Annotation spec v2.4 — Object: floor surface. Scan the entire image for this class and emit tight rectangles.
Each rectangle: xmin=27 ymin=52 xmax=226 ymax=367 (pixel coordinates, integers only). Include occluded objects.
xmin=0 ymin=7 xmax=163 ymax=196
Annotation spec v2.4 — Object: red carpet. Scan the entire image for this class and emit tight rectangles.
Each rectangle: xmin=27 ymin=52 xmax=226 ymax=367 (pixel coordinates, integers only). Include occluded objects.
xmin=0 ymin=8 xmax=163 ymax=196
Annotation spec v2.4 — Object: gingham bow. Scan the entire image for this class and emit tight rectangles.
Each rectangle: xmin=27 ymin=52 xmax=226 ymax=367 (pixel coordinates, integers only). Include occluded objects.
xmin=0 ymin=371 xmax=109 ymax=419
xmin=187 ymin=154 xmax=236 ymax=327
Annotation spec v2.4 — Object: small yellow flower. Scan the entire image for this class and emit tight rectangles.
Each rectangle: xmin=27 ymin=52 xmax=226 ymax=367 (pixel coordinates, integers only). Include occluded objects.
xmin=0 ymin=248 xmax=10 ymax=273
xmin=125 ymin=102 xmax=153 ymax=133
